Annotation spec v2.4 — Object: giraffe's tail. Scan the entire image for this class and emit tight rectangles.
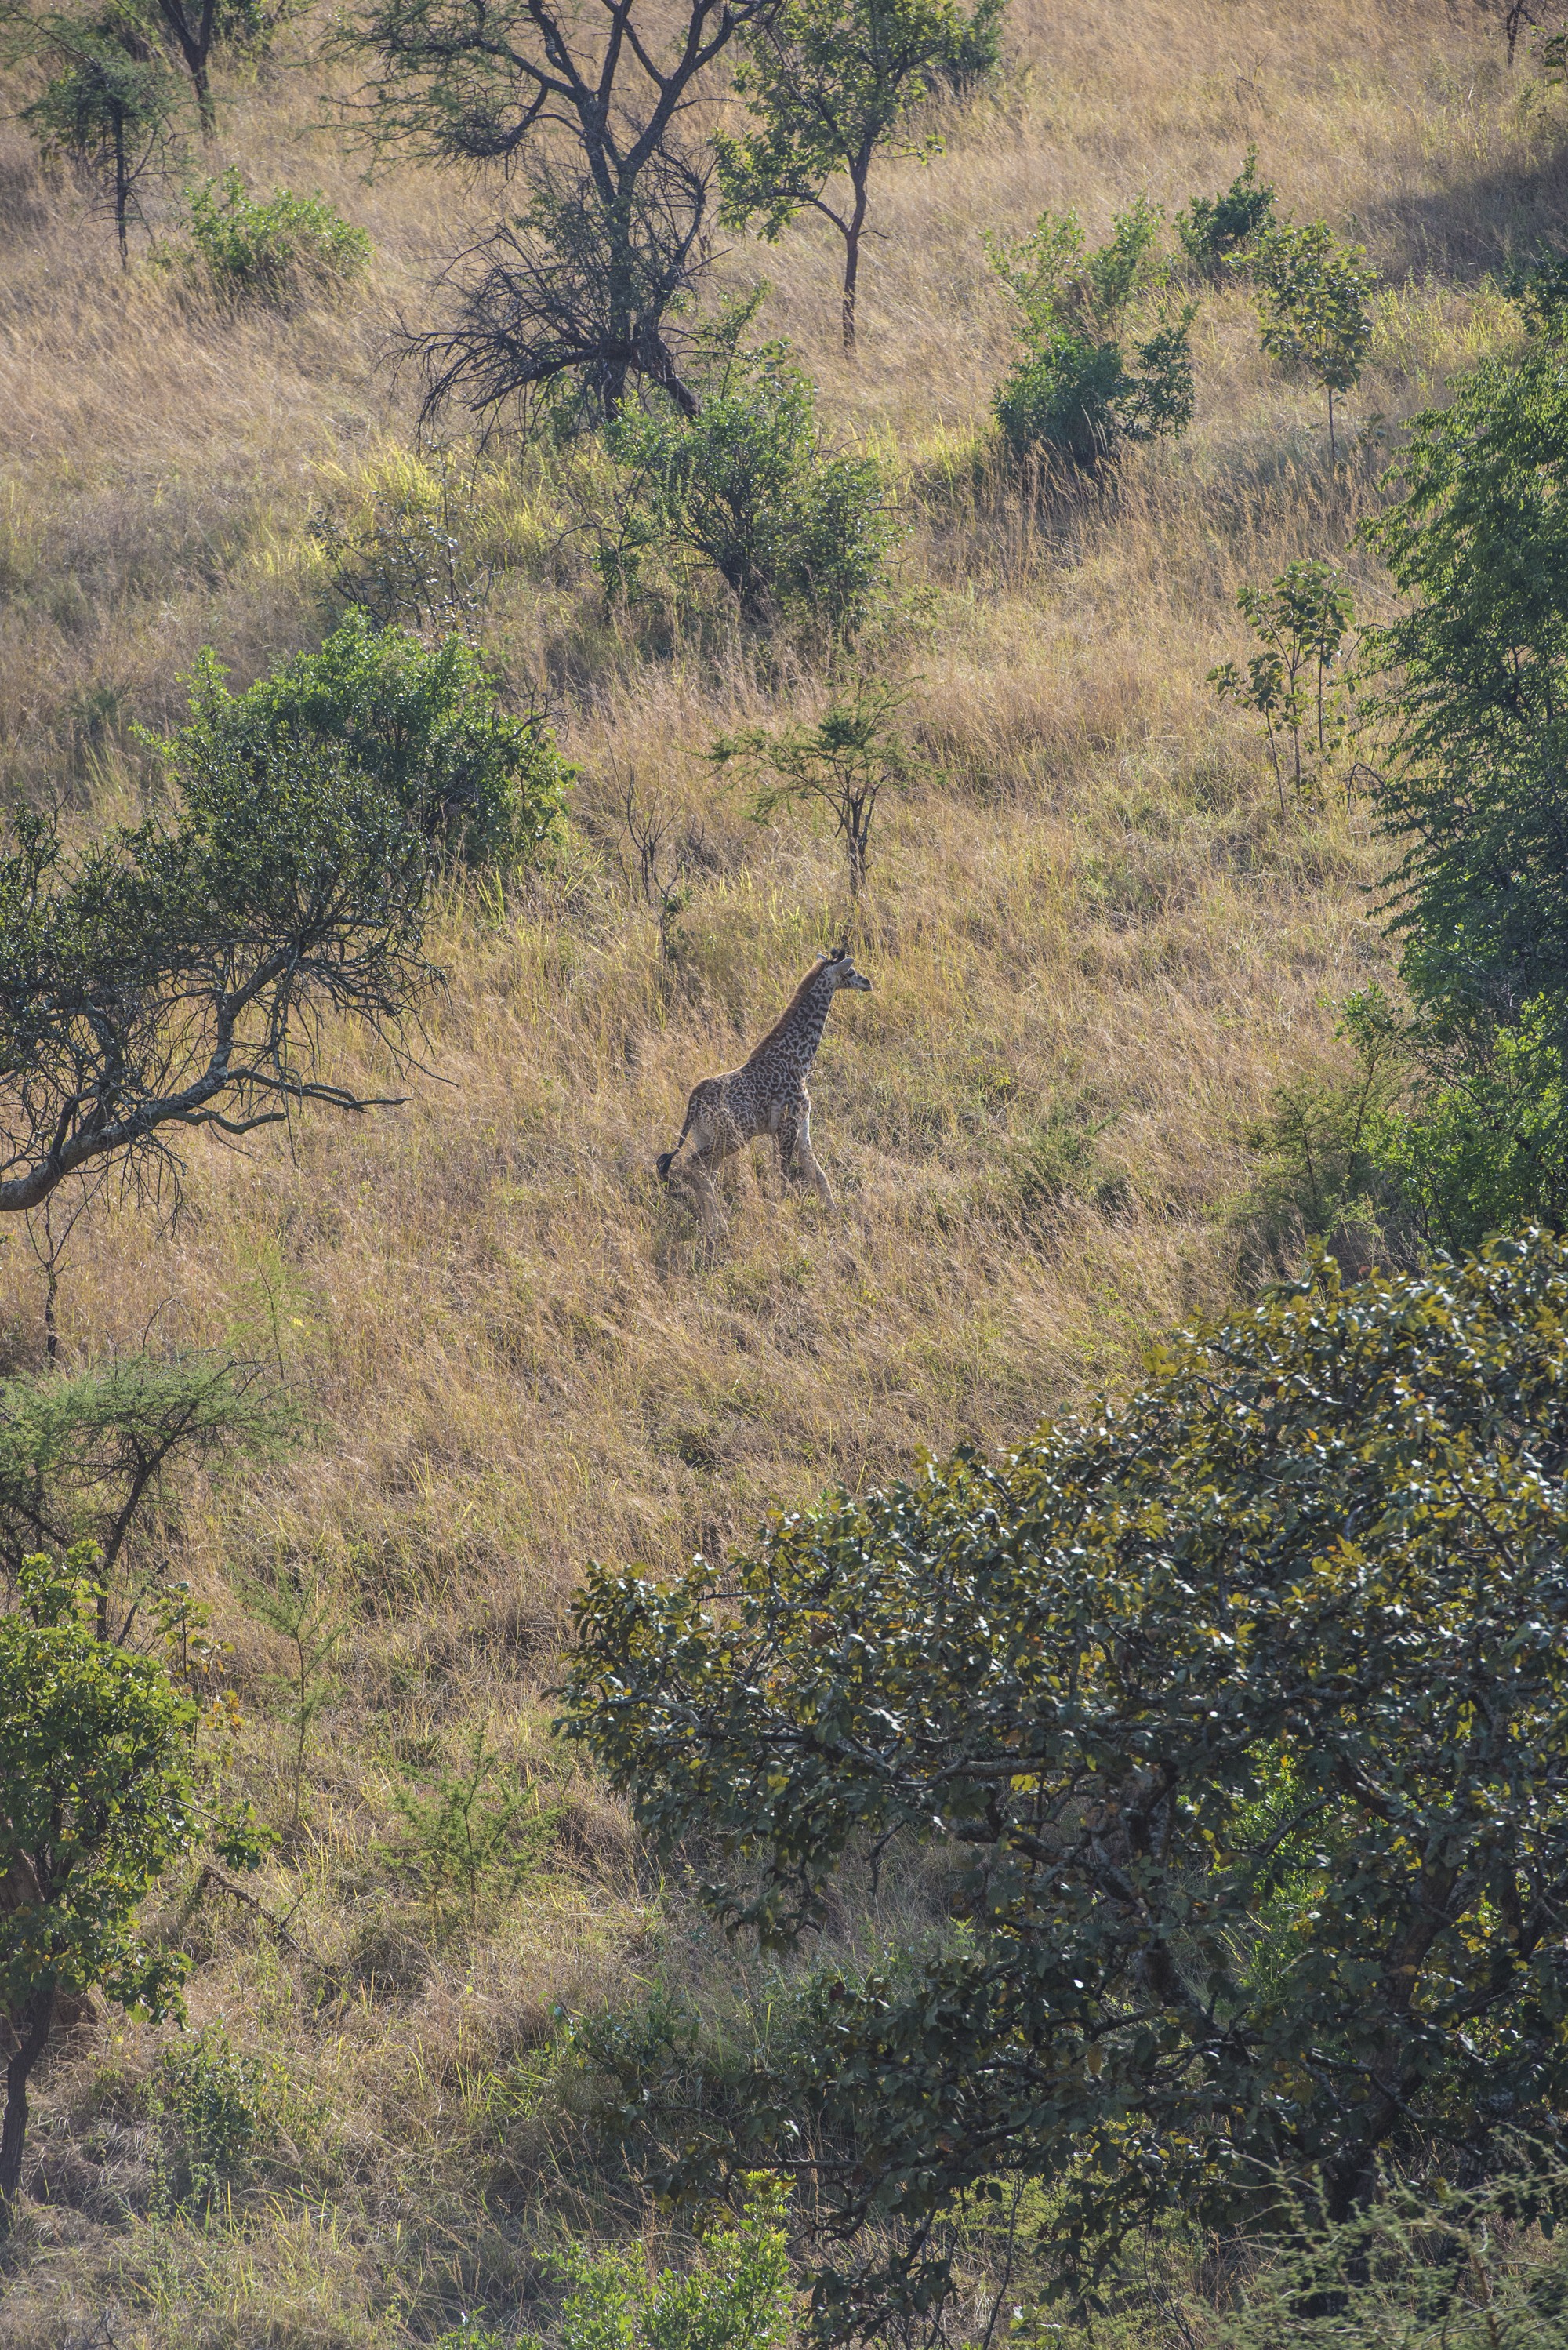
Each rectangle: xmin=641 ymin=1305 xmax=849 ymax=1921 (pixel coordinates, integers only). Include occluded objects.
xmin=656 ymin=1092 xmax=700 ymax=1181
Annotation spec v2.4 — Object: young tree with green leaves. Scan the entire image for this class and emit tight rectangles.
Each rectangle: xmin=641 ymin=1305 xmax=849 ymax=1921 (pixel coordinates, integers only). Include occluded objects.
xmin=1208 ymin=560 xmax=1356 ymax=811
xmin=566 ymin=1231 xmax=1568 ymax=2335
xmin=716 ymin=0 xmax=1004 ymax=358
xmin=1174 ymin=143 xmax=1276 ymax=278
xmin=382 ymin=1723 xmax=557 ymax=1944
xmin=0 ymin=1547 xmax=198 ymax=2225
xmin=18 ymin=9 xmax=181 ymax=266
xmin=709 ymin=682 xmax=922 ymax=896
xmin=529 ymin=2176 xmax=794 ymax=2350
xmin=1250 ymin=220 xmax=1377 ymax=462
xmin=987 ymin=198 xmax=1195 ymax=471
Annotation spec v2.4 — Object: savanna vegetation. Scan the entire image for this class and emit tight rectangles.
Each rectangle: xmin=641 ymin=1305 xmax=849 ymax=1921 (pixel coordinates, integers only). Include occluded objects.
xmin=4 ymin=0 xmax=1568 ymax=2343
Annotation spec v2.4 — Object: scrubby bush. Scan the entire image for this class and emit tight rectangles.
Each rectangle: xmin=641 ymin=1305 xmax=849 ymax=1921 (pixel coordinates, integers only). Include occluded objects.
xmin=18 ymin=10 xmax=181 ymax=267
xmin=597 ymin=328 xmax=896 ymax=639
xmin=154 ymin=612 xmax=569 ymax=868
xmin=1174 ymin=144 xmax=1276 ymax=277
xmin=987 ymin=199 xmax=1195 ymax=470
xmin=151 ymin=2022 xmax=274 ymax=2211
xmin=567 ymin=1231 xmax=1568 ymax=2334
xmin=186 ymin=165 xmax=370 ymax=303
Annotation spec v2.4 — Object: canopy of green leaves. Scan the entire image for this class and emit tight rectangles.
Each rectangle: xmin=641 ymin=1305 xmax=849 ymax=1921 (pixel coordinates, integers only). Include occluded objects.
xmin=528 ymin=2176 xmax=794 ymax=2350
xmin=0 ymin=1545 xmax=196 ymax=2029
xmin=565 ymin=1233 xmax=1568 ymax=2333
xmin=159 ymin=612 xmax=568 ymax=869
xmin=1174 ymin=144 xmax=1276 ymax=276
xmin=1251 ymin=220 xmax=1376 ymax=394
xmin=0 ymin=723 xmax=439 ymax=1215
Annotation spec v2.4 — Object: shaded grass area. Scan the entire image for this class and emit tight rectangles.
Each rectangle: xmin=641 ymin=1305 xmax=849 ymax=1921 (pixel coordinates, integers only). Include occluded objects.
xmin=0 ymin=0 xmax=1563 ymax=2337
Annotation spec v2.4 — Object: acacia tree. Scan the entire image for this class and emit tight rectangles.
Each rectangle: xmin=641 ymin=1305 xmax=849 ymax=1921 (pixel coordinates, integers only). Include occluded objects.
xmin=18 ymin=10 xmax=180 ymax=266
xmin=566 ymin=1233 xmax=1568 ymax=2334
xmin=0 ymin=732 xmax=440 ymax=1223
xmin=715 ymin=0 xmax=1004 ymax=357
xmin=343 ymin=0 xmax=780 ymax=422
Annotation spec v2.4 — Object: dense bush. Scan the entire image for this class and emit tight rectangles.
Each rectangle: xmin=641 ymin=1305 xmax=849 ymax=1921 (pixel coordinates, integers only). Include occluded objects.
xmin=1174 ymin=144 xmax=1276 ymax=277
xmin=597 ymin=332 xmax=896 ymax=638
xmin=566 ymin=1232 xmax=1568 ymax=2334
xmin=523 ymin=2177 xmax=794 ymax=2350
xmin=186 ymin=166 xmax=370 ymax=303
xmin=988 ymin=200 xmax=1195 ymax=470
xmin=158 ymin=612 xmax=569 ymax=868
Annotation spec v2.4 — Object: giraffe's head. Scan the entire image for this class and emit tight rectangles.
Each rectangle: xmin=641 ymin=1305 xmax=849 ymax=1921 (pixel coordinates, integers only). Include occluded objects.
xmin=824 ymin=945 xmax=873 ymax=991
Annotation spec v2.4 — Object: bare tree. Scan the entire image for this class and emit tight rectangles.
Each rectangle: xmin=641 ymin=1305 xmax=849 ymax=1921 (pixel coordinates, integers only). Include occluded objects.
xmin=343 ymin=0 xmax=781 ymax=420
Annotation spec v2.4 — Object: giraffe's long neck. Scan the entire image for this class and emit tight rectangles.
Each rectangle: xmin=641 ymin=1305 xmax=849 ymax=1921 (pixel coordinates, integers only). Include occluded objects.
xmin=779 ymin=979 xmax=835 ymax=1072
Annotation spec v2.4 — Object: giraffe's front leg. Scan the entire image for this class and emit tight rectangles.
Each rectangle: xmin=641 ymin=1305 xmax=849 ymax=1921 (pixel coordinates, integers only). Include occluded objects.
xmin=793 ymin=1102 xmax=836 ymax=1210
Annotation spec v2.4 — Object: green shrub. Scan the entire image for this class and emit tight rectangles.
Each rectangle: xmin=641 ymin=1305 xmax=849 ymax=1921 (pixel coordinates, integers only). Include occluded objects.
xmin=1207 ymin=560 xmax=1356 ymax=809
xmin=597 ymin=329 xmax=896 ymax=641
xmin=186 ymin=166 xmax=370 ymax=304
xmin=1174 ymin=144 xmax=1276 ymax=277
xmin=566 ymin=1231 xmax=1568 ymax=2333
xmin=151 ymin=2022 xmax=274 ymax=2211
xmin=1374 ymin=994 xmax=1568 ymax=1255
xmin=1250 ymin=219 xmax=1376 ymax=460
xmin=526 ymin=2177 xmax=794 ymax=2350
xmin=152 ymin=612 xmax=569 ymax=869
xmin=987 ymin=200 xmax=1195 ymax=470
xmin=380 ymin=1723 xmax=559 ymax=1946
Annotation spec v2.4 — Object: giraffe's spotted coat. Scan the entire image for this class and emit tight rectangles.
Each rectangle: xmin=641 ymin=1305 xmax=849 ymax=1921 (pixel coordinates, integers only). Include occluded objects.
xmin=655 ymin=948 xmax=873 ymax=1230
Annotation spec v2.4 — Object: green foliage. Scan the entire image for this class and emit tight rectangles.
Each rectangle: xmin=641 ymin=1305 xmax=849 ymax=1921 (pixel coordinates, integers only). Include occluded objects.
xmin=1372 ymin=995 xmax=1568 ymax=1255
xmin=1207 ymin=561 xmax=1356 ymax=808
xmin=527 ymin=2177 xmax=794 ymax=2350
xmin=1359 ymin=335 xmax=1568 ymax=1048
xmin=987 ymin=201 xmax=1195 ymax=470
xmin=380 ymin=1723 xmax=558 ymax=1945
xmin=708 ymin=683 xmax=923 ymax=897
xmin=1174 ymin=144 xmax=1276 ymax=277
xmin=1250 ymin=220 xmax=1376 ymax=457
xmin=716 ymin=0 xmax=1004 ymax=354
xmin=157 ymin=612 xmax=569 ymax=869
xmin=150 ymin=2021 xmax=274 ymax=2211
xmin=0 ymin=739 xmax=439 ymax=1220
xmin=598 ymin=332 xmax=895 ymax=641
xmin=184 ymin=165 xmax=370 ymax=303
xmin=565 ymin=1232 xmax=1568 ymax=2334
xmin=19 ymin=10 xmax=181 ymax=265
xmin=1237 ymin=1008 xmax=1410 ymax=1267
xmin=0 ymin=1545 xmax=198 ymax=2213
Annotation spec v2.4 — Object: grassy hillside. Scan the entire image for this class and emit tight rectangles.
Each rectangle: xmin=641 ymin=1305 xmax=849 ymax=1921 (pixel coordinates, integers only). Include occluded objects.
xmin=0 ymin=0 xmax=1564 ymax=2338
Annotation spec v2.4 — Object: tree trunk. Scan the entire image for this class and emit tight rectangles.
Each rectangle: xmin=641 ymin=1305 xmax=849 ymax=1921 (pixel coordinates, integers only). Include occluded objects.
xmin=113 ymin=107 xmax=129 ymax=268
xmin=841 ymin=172 xmax=870 ymax=361
xmin=0 ymin=1986 xmax=55 ymax=2225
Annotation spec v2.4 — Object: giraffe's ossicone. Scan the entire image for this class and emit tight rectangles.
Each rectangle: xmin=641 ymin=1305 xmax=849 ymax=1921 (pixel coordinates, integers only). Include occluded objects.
xmin=655 ymin=946 xmax=873 ymax=1231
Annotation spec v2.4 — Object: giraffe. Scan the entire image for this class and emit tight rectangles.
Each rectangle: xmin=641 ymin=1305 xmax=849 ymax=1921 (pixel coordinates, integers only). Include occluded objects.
xmin=656 ymin=947 xmax=873 ymax=1231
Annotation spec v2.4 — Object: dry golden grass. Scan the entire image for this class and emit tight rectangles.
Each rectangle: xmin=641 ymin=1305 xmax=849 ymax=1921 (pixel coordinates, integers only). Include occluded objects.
xmin=0 ymin=0 xmax=1564 ymax=2337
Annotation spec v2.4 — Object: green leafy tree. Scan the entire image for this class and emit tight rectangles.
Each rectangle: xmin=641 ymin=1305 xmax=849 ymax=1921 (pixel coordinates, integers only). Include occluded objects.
xmin=597 ymin=331 xmax=895 ymax=641
xmin=184 ymin=166 xmax=370 ymax=304
xmin=0 ymin=1547 xmax=198 ymax=2225
xmin=245 ymin=1567 xmax=347 ymax=1836
xmin=528 ymin=2177 xmax=795 ymax=2350
xmin=987 ymin=199 xmax=1195 ymax=471
xmin=1250 ymin=220 xmax=1377 ymax=462
xmin=708 ymin=682 xmax=923 ymax=897
xmin=1174 ymin=143 xmax=1276 ymax=278
xmin=18 ymin=9 xmax=181 ymax=266
xmin=566 ymin=1233 xmax=1568 ymax=2334
xmin=716 ymin=0 xmax=1004 ymax=358
xmin=340 ymin=0 xmax=775 ymax=423
xmin=154 ymin=612 xmax=569 ymax=870
xmin=1208 ymin=561 xmax=1356 ymax=811
xmin=0 ymin=736 xmax=439 ymax=1221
